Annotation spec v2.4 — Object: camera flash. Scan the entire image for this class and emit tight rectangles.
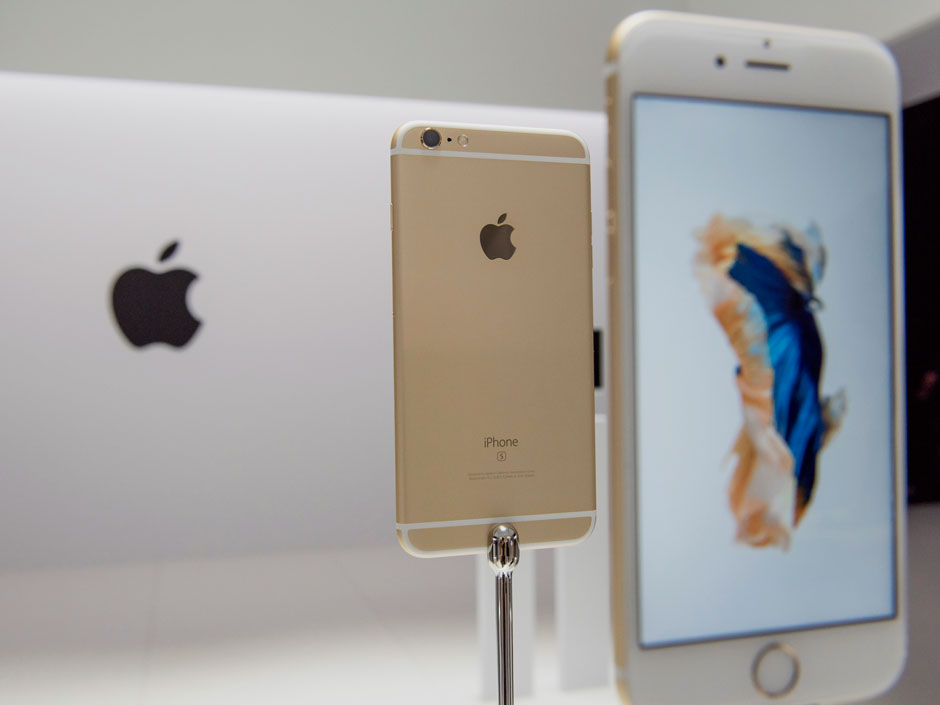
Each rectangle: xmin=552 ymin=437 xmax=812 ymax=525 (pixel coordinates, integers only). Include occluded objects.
xmin=457 ymin=134 xmax=469 ymax=147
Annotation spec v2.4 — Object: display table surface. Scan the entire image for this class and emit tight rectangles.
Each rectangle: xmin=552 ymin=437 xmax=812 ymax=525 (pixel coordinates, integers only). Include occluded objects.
xmin=0 ymin=506 xmax=936 ymax=704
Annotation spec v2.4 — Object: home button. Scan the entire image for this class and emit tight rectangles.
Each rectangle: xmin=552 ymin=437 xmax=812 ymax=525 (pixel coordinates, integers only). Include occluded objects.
xmin=752 ymin=643 xmax=800 ymax=698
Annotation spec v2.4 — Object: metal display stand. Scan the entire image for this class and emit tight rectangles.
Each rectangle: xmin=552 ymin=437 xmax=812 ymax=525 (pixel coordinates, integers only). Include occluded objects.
xmin=488 ymin=524 xmax=520 ymax=705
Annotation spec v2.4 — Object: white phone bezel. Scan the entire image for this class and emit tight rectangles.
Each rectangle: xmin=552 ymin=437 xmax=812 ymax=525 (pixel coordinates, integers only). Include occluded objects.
xmin=608 ymin=12 xmax=906 ymax=705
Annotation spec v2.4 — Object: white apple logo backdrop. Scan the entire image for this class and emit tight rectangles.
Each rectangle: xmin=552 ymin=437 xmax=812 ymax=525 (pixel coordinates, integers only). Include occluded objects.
xmin=0 ymin=72 xmax=607 ymax=569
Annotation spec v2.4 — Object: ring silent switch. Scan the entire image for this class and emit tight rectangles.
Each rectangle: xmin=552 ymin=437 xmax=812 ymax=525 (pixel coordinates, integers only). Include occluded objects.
xmin=752 ymin=643 xmax=800 ymax=698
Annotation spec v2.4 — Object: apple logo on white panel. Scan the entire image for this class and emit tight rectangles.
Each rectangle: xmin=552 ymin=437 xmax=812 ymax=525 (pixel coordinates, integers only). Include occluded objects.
xmin=480 ymin=213 xmax=516 ymax=260
xmin=111 ymin=241 xmax=201 ymax=348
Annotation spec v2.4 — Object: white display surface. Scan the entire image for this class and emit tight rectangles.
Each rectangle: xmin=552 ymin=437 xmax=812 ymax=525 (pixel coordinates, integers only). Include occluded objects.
xmin=0 ymin=506 xmax=936 ymax=704
xmin=556 ymin=415 xmax=612 ymax=689
xmin=0 ymin=71 xmax=607 ymax=571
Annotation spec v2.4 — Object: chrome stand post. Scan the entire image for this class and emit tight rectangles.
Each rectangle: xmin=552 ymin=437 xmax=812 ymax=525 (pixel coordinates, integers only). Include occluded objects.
xmin=488 ymin=524 xmax=520 ymax=705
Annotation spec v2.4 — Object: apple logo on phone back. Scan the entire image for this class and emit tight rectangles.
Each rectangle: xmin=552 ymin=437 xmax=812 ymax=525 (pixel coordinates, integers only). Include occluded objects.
xmin=480 ymin=213 xmax=516 ymax=260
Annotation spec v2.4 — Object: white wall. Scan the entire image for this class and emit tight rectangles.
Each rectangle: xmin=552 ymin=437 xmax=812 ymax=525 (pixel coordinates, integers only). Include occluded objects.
xmin=0 ymin=0 xmax=937 ymax=112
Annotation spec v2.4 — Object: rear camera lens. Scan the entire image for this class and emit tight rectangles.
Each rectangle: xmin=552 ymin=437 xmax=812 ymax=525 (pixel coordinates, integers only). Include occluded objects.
xmin=715 ymin=55 xmax=726 ymax=68
xmin=421 ymin=128 xmax=442 ymax=149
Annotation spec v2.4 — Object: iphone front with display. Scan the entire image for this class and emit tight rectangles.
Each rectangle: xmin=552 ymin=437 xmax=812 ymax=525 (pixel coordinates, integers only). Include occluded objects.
xmin=606 ymin=12 xmax=905 ymax=705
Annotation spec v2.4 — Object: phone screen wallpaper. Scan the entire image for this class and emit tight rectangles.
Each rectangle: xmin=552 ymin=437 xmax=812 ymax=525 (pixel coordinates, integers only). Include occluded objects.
xmin=632 ymin=96 xmax=896 ymax=648
xmin=694 ymin=215 xmax=846 ymax=550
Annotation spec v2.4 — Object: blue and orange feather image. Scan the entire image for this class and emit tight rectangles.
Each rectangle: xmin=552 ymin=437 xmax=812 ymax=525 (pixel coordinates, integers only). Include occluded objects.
xmin=694 ymin=215 xmax=846 ymax=549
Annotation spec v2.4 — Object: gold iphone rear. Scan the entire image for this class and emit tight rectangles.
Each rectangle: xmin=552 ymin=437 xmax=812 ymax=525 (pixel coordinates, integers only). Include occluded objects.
xmin=391 ymin=122 xmax=596 ymax=556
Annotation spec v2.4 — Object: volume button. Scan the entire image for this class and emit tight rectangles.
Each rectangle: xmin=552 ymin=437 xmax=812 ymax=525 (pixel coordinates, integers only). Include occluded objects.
xmin=607 ymin=209 xmax=618 ymax=285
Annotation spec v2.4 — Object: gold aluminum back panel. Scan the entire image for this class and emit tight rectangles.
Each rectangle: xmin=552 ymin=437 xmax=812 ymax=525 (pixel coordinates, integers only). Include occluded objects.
xmin=391 ymin=123 xmax=595 ymax=555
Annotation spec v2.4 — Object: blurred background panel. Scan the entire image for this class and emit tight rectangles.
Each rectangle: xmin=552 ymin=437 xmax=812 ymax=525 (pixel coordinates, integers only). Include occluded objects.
xmin=0 ymin=0 xmax=936 ymax=112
